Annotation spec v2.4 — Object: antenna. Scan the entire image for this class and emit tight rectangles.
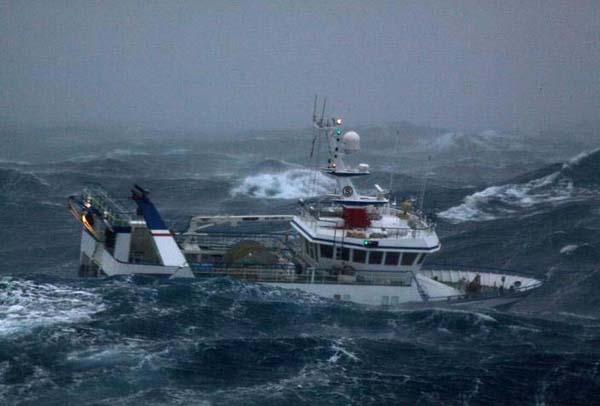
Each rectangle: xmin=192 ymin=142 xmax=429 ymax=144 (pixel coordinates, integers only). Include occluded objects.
xmin=310 ymin=95 xmax=324 ymax=195
xmin=310 ymin=134 xmax=317 ymax=158
xmin=319 ymin=97 xmax=327 ymax=127
xmin=418 ymin=155 xmax=432 ymax=213
xmin=310 ymin=95 xmax=319 ymax=158
xmin=388 ymin=130 xmax=401 ymax=193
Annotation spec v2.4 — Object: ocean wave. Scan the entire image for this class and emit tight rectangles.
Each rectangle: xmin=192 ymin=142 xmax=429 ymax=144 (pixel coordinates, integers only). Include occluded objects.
xmin=0 ymin=158 xmax=31 ymax=166
xmin=438 ymin=174 xmax=581 ymax=222
xmin=439 ymin=148 xmax=600 ymax=223
xmin=249 ymin=158 xmax=298 ymax=173
xmin=67 ymin=148 xmax=151 ymax=163
xmin=0 ymin=278 xmax=105 ymax=337
xmin=560 ymin=244 xmax=579 ymax=255
xmin=561 ymin=147 xmax=600 ymax=170
xmin=427 ymin=129 xmax=515 ymax=153
xmin=0 ymin=167 xmax=50 ymax=203
xmin=329 ymin=338 xmax=360 ymax=363
xmin=163 ymin=147 xmax=189 ymax=156
xmin=190 ymin=277 xmax=330 ymax=304
xmin=231 ymin=168 xmax=335 ymax=199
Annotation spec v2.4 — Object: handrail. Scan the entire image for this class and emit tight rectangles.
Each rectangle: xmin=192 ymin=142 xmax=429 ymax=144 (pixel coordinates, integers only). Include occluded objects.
xmin=80 ymin=186 xmax=136 ymax=227
xmin=296 ymin=206 xmax=435 ymax=234
xmin=421 ymin=263 xmax=544 ymax=301
xmin=425 ymin=263 xmax=542 ymax=279
xmin=425 ymin=280 xmax=543 ymax=302
xmin=190 ymin=264 xmax=414 ymax=286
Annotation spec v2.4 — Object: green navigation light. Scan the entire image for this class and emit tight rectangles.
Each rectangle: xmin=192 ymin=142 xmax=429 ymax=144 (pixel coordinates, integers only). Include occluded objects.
xmin=336 ymin=128 xmax=342 ymax=135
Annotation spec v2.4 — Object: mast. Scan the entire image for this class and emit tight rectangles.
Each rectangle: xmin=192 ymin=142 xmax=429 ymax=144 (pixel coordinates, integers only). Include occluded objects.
xmin=311 ymin=96 xmax=376 ymax=203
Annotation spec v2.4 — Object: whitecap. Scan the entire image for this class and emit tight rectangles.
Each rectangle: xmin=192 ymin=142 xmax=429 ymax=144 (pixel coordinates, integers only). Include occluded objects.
xmin=438 ymin=172 xmax=588 ymax=223
xmin=560 ymin=244 xmax=578 ymax=254
xmin=562 ymin=147 xmax=600 ymax=170
xmin=231 ymin=169 xmax=335 ymax=199
xmin=439 ymin=148 xmax=600 ymax=223
xmin=0 ymin=278 xmax=105 ymax=337
xmin=329 ymin=338 xmax=360 ymax=363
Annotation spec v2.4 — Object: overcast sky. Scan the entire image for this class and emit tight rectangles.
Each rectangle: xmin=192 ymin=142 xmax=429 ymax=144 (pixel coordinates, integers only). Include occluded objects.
xmin=1 ymin=1 xmax=599 ymax=132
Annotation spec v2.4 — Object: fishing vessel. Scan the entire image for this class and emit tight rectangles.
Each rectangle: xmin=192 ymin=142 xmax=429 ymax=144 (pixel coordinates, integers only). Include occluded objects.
xmin=68 ymin=98 xmax=542 ymax=307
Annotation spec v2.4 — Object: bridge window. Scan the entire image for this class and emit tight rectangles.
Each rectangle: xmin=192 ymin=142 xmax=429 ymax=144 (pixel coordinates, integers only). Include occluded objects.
xmin=385 ymin=252 xmax=400 ymax=266
xmin=336 ymin=247 xmax=350 ymax=261
xmin=417 ymin=253 xmax=427 ymax=265
xmin=401 ymin=252 xmax=418 ymax=266
xmin=304 ymin=240 xmax=317 ymax=260
xmin=320 ymin=244 xmax=333 ymax=258
xmin=368 ymin=251 xmax=383 ymax=264
xmin=353 ymin=249 xmax=366 ymax=263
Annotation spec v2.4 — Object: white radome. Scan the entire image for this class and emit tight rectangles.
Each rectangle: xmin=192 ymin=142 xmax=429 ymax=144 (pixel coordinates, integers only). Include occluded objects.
xmin=342 ymin=131 xmax=360 ymax=153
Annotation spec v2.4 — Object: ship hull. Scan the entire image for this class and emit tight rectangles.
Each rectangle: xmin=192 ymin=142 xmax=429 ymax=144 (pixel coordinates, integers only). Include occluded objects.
xmin=264 ymin=281 xmax=423 ymax=306
xmin=79 ymin=228 xmax=188 ymax=278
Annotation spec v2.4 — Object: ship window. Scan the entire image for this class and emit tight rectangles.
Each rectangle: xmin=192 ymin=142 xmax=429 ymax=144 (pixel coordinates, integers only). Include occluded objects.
xmin=353 ymin=249 xmax=366 ymax=263
xmin=336 ymin=247 xmax=350 ymax=261
xmin=417 ymin=253 xmax=427 ymax=265
xmin=391 ymin=296 xmax=399 ymax=306
xmin=368 ymin=251 xmax=383 ymax=264
xmin=304 ymin=239 xmax=310 ymax=255
xmin=306 ymin=242 xmax=317 ymax=260
xmin=401 ymin=252 xmax=418 ymax=266
xmin=385 ymin=252 xmax=400 ymax=266
xmin=381 ymin=295 xmax=389 ymax=305
xmin=320 ymin=244 xmax=333 ymax=258
xmin=104 ymin=229 xmax=116 ymax=253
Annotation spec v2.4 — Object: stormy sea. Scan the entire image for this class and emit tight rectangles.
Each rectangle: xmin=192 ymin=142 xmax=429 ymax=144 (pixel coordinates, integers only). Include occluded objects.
xmin=1 ymin=122 xmax=600 ymax=405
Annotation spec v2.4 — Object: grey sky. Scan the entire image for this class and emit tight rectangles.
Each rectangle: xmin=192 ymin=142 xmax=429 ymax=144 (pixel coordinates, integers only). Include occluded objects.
xmin=1 ymin=1 xmax=599 ymax=132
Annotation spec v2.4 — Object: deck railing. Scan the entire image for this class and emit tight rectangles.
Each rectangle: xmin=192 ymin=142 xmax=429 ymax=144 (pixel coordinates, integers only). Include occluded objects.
xmin=295 ymin=207 xmax=436 ymax=240
xmin=190 ymin=264 xmax=413 ymax=286
xmin=422 ymin=263 xmax=544 ymax=302
xmin=82 ymin=186 xmax=135 ymax=228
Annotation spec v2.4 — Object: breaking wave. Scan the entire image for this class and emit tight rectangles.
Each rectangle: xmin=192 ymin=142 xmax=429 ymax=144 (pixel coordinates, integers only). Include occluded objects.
xmin=439 ymin=148 xmax=600 ymax=223
xmin=231 ymin=169 xmax=335 ymax=199
xmin=0 ymin=277 xmax=104 ymax=336
xmin=0 ymin=276 xmax=597 ymax=405
xmin=67 ymin=148 xmax=151 ymax=163
xmin=0 ymin=168 xmax=50 ymax=203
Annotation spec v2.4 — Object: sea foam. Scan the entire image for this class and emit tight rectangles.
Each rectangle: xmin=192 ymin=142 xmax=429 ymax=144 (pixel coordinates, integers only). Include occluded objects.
xmin=231 ymin=169 xmax=335 ymax=199
xmin=0 ymin=278 xmax=105 ymax=336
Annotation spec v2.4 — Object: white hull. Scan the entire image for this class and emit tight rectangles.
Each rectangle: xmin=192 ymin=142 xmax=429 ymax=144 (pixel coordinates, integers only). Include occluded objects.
xmin=79 ymin=229 xmax=193 ymax=278
xmin=81 ymin=228 xmax=543 ymax=306
xmin=265 ymin=273 xmax=467 ymax=306
xmin=265 ymin=282 xmax=424 ymax=306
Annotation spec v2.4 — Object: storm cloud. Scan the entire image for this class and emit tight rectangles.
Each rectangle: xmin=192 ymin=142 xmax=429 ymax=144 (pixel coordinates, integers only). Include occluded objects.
xmin=1 ymin=1 xmax=599 ymax=131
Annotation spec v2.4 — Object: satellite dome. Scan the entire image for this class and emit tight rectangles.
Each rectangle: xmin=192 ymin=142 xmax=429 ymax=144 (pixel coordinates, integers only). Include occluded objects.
xmin=342 ymin=131 xmax=360 ymax=153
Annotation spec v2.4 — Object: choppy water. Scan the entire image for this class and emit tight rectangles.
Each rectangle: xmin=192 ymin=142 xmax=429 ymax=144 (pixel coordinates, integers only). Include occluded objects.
xmin=1 ymin=125 xmax=600 ymax=405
